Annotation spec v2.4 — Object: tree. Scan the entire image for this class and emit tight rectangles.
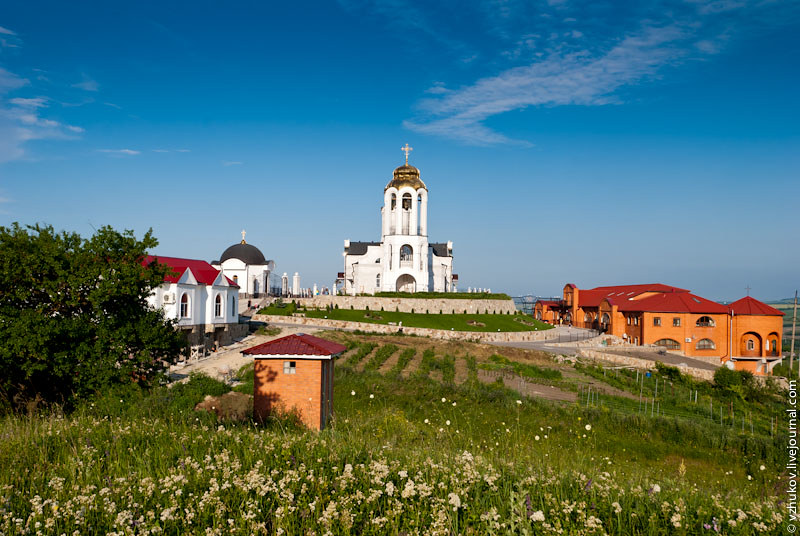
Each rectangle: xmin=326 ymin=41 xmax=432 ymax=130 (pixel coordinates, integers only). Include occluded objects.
xmin=0 ymin=223 xmax=185 ymax=410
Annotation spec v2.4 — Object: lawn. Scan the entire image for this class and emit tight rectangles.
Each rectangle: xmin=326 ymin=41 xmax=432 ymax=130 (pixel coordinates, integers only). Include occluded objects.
xmin=0 ymin=335 xmax=789 ymax=534
xmin=259 ymin=303 xmax=552 ymax=332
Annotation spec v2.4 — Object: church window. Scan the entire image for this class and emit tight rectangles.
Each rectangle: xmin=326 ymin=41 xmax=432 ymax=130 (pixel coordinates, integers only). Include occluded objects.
xmin=653 ymin=317 xmax=661 ymax=326
xmin=391 ymin=194 xmax=396 ymax=209
xmin=215 ymin=295 xmax=222 ymax=317
xmin=400 ymin=245 xmax=413 ymax=267
xmin=231 ymin=296 xmax=235 ymax=316
xmin=180 ymin=293 xmax=190 ymax=319
xmin=697 ymin=338 xmax=716 ymax=350
xmin=627 ymin=316 xmax=631 ymax=325
xmin=376 ymin=274 xmax=381 ymax=290
xmin=696 ymin=316 xmax=715 ymax=327
xmin=673 ymin=317 xmax=681 ymax=327
xmin=601 ymin=313 xmax=610 ymax=325
xmin=402 ymin=193 xmax=412 ymax=210
xmin=747 ymin=339 xmax=755 ymax=351
xmin=654 ymin=338 xmax=681 ymax=350
xmin=634 ymin=316 xmax=639 ymax=326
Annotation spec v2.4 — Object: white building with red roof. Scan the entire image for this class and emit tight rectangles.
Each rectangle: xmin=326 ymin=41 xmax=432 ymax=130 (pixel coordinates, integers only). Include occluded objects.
xmin=144 ymin=255 xmax=248 ymax=357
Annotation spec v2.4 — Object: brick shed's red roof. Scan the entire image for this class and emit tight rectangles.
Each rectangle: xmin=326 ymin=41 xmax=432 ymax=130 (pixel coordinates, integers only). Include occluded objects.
xmin=242 ymin=334 xmax=347 ymax=357
xmin=143 ymin=255 xmax=238 ymax=287
xmin=728 ymin=296 xmax=784 ymax=316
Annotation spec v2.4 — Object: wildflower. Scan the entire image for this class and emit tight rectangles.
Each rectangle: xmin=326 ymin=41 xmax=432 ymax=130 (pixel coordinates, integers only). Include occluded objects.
xmin=759 ymin=465 xmax=765 ymax=471
xmin=747 ymin=475 xmax=752 ymax=480
xmin=671 ymin=513 xmax=682 ymax=528
xmin=516 ymin=400 xmax=522 ymax=405
xmin=351 ymin=390 xmax=356 ymax=396
xmin=448 ymin=492 xmax=461 ymax=510
xmin=424 ymin=419 xmax=429 ymax=424
xmin=446 ymin=420 xmax=451 ymax=426
xmin=442 ymin=398 xmax=447 ymax=402
xmin=535 ymin=435 xmax=540 ymax=441
xmin=612 ymin=502 xmax=622 ymax=514
xmin=585 ymin=424 xmax=592 ymax=431
xmin=531 ymin=510 xmax=545 ymax=522
xmin=651 ymin=484 xmax=661 ymax=494
xmin=452 ymin=401 xmax=456 ymax=406
xmin=369 ymin=394 xmax=374 ymax=399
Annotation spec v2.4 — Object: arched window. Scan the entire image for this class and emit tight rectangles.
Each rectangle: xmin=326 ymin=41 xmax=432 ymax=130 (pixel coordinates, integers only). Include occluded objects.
xmin=376 ymin=273 xmax=381 ymax=290
xmin=584 ymin=313 xmax=591 ymax=322
xmin=655 ymin=338 xmax=681 ymax=350
xmin=391 ymin=193 xmax=396 ymax=209
xmin=215 ymin=295 xmax=222 ymax=317
xmin=696 ymin=338 xmax=716 ymax=350
xmin=565 ymin=312 xmax=572 ymax=323
xmin=601 ymin=313 xmax=610 ymax=325
xmin=402 ymin=192 xmax=412 ymax=210
xmin=233 ymin=275 xmax=238 ymax=285
xmin=696 ymin=316 xmax=715 ymax=327
xmin=536 ymin=311 xmax=542 ymax=320
xmin=400 ymin=245 xmax=413 ymax=267
xmin=231 ymin=296 xmax=235 ymax=316
xmin=747 ymin=339 xmax=755 ymax=351
xmin=180 ymin=293 xmax=190 ymax=319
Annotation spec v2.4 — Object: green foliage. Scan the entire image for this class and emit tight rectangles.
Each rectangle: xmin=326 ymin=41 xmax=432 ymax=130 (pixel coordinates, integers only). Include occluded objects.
xmin=389 ymin=348 xmax=416 ymax=377
xmin=479 ymin=354 xmax=563 ymax=380
xmin=255 ymin=325 xmax=282 ymax=337
xmin=259 ymin=301 xmax=297 ymax=315
xmin=0 ymin=223 xmax=185 ymax=411
xmin=363 ymin=344 xmax=398 ymax=372
xmin=345 ymin=342 xmax=377 ymax=367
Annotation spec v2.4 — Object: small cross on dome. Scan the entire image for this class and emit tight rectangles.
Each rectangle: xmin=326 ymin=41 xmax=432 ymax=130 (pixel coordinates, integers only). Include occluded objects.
xmin=241 ymin=229 xmax=247 ymax=244
xmin=401 ymin=143 xmax=413 ymax=165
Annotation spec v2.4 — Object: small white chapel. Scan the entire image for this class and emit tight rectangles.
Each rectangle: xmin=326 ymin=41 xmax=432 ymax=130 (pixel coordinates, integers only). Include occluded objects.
xmin=212 ymin=231 xmax=275 ymax=298
xmin=342 ymin=144 xmax=456 ymax=294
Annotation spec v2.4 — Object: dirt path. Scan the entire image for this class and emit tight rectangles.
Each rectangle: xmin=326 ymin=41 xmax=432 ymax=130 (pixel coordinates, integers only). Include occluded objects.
xmin=453 ymin=356 xmax=470 ymax=384
xmin=378 ymin=346 xmax=403 ymax=373
xmin=353 ymin=347 xmax=378 ymax=371
xmin=401 ymin=348 xmax=425 ymax=378
xmin=559 ymin=368 xmax=638 ymax=400
xmin=477 ymin=369 xmax=576 ymax=403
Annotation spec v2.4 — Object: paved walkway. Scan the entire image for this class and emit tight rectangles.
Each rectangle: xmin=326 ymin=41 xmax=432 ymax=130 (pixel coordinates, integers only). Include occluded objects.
xmin=492 ymin=326 xmax=719 ymax=372
xmin=169 ymin=324 xmax=321 ymax=382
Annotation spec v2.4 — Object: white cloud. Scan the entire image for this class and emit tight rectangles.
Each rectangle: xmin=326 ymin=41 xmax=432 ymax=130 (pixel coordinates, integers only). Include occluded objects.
xmin=72 ymin=75 xmax=99 ymax=92
xmin=104 ymin=102 xmax=121 ymax=109
xmin=406 ymin=24 xmax=687 ymax=144
xmin=175 ymin=148 xmax=191 ymax=152
xmin=9 ymin=97 xmax=48 ymax=108
xmin=0 ymin=26 xmax=15 ymax=36
xmin=98 ymin=149 xmax=140 ymax=156
xmin=222 ymin=160 xmax=242 ymax=166
xmin=66 ymin=125 xmax=84 ymax=133
xmin=152 ymin=149 xmax=169 ymax=153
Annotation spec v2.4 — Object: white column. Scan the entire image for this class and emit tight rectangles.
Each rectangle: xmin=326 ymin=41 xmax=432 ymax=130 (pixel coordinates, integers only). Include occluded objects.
xmin=410 ymin=192 xmax=418 ymax=236
xmin=395 ymin=193 xmax=403 ymax=235
xmin=419 ymin=189 xmax=428 ymax=236
xmin=383 ymin=189 xmax=393 ymax=238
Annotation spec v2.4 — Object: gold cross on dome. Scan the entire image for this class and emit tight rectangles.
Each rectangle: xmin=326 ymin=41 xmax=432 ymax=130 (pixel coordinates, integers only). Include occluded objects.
xmin=401 ymin=143 xmax=413 ymax=165
xmin=241 ymin=229 xmax=247 ymax=244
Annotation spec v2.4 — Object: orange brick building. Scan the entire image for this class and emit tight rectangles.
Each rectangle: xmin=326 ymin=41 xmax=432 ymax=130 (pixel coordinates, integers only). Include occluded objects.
xmin=242 ymin=334 xmax=346 ymax=429
xmin=534 ymin=284 xmax=784 ymax=375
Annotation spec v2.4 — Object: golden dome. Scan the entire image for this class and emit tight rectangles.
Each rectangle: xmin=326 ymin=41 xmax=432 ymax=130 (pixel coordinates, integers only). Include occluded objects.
xmin=385 ymin=164 xmax=427 ymax=191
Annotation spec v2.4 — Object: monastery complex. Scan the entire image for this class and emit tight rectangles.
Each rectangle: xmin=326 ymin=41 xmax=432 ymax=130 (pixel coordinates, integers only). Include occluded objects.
xmin=535 ymin=283 xmax=784 ymax=375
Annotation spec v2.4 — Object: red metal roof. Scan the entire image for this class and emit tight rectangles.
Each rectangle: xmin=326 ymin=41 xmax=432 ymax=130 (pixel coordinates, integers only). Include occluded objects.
xmin=613 ymin=292 xmax=729 ymax=314
xmin=728 ymin=296 xmax=785 ymax=316
xmin=575 ymin=284 xmax=690 ymax=307
xmin=143 ymin=255 xmax=238 ymax=287
xmin=242 ymin=334 xmax=347 ymax=357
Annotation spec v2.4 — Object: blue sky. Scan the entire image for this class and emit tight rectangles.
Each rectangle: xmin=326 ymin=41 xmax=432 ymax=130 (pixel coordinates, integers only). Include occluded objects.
xmin=1 ymin=0 xmax=798 ymax=300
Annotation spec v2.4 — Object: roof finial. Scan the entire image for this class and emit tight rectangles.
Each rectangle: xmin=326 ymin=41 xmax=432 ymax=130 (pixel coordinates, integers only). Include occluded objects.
xmin=241 ymin=229 xmax=247 ymax=244
xmin=401 ymin=143 xmax=413 ymax=165
xmin=745 ymin=285 xmax=751 ymax=296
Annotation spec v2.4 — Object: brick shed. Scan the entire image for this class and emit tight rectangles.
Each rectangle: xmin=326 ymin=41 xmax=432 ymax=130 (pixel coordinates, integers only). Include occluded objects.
xmin=242 ymin=333 xmax=346 ymax=430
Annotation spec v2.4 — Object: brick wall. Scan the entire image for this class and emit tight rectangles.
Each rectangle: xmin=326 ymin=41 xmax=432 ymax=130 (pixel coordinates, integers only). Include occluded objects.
xmin=291 ymin=296 xmax=517 ymax=315
xmin=253 ymin=358 xmax=325 ymax=429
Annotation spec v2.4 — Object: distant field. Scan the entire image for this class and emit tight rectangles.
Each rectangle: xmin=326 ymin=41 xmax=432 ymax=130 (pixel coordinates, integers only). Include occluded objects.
xmin=369 ymin=291 xmax=511 ymax=300
xmin=259 ymin=304 xmax=552 ymax=332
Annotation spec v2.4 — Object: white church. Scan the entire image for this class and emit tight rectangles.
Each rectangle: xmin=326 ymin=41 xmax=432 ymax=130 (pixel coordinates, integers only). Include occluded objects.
xmin=342 ymin=145 xmax=457 ymax=294
xmin=212 ymin=231 xmax=275 ymax=298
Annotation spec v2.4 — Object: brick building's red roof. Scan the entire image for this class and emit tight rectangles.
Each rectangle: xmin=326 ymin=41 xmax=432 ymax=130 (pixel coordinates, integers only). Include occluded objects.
xmin=573 ymin=284 xmax=690 ymax=308
xmin=728 ymin=296 xmax=785 ymax=316
xmin=611 ymin=292 xmax=729 ymax=314
xmin=143 ymin=255 xmax=238 ymax=287
xmin=243 ymin=334 xmax=347 ymax=357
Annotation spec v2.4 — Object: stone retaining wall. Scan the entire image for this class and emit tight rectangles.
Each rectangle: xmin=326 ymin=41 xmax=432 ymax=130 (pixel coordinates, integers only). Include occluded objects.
xmin=289 ymin=296 xmax=517 ymax=315
xmin=252 ymin=314 xmax=557 ymax=343
xmin=577 ymin=349 xmax=716 ymax=382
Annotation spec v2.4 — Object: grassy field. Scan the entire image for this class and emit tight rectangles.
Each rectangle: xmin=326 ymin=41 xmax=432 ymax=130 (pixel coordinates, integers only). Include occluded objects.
xmin=259 ymin=303 xmax=552 ymax=332
xmin=0 ymin=332 xmax=789 ymax=534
